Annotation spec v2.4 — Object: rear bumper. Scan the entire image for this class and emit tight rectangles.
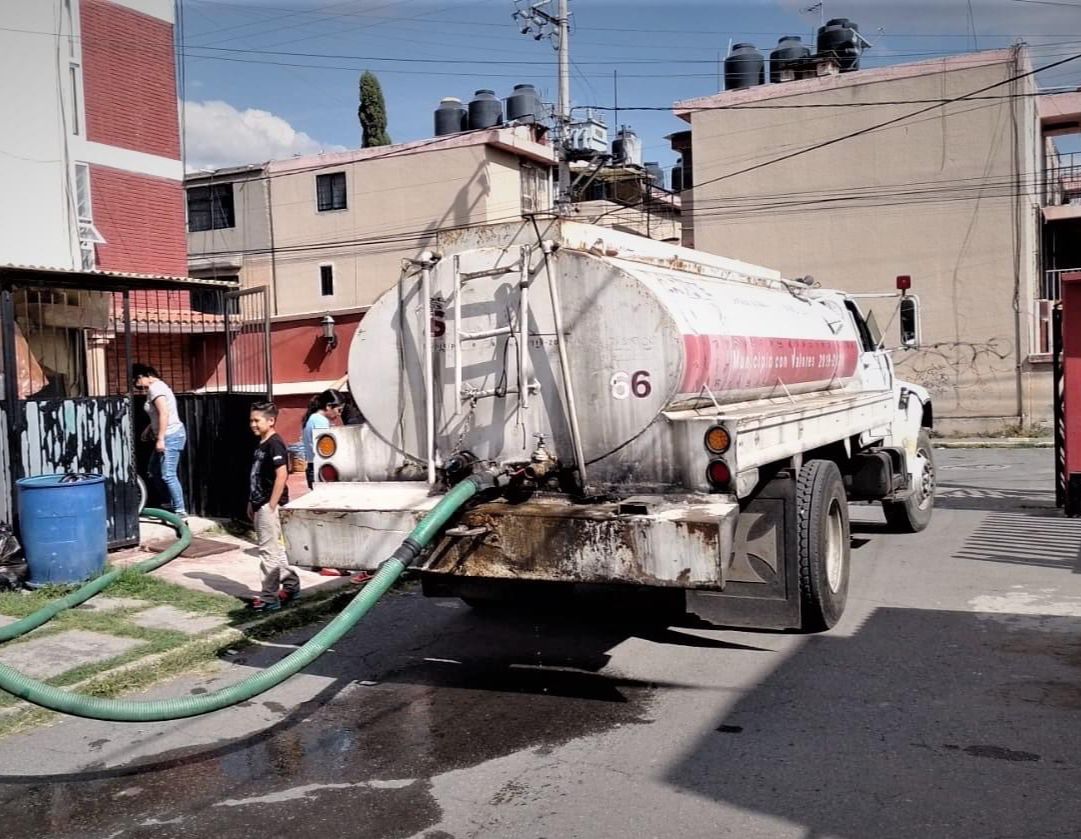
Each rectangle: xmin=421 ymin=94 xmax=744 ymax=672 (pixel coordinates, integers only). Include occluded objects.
xmin=282 ymin=483 xmax=738 ymax=588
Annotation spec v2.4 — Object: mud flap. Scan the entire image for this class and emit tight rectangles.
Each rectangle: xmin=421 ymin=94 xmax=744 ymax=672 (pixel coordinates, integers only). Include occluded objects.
xmin=685 ymin=470 xmax=802 ymax=631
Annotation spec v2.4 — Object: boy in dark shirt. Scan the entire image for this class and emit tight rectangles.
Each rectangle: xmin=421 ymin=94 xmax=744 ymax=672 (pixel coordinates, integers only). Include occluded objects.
xmin=248 ymin=401 xmax=299 ymax=612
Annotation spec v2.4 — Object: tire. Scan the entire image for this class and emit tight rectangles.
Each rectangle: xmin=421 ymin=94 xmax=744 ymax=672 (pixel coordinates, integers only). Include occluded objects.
xmin=882 ymin=430 xmax=935 ymax=533
xmin=797 ymin=460 xmax=850 ymax=633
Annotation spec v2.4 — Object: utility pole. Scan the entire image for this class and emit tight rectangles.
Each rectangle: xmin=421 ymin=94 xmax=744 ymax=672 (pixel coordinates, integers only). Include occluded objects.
xmin=513 ymin=0 xmax=572 ymax=212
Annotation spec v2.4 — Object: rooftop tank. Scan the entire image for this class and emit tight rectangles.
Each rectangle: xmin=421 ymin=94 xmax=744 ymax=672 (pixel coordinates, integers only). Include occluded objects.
xmin=434 ymin=97 xmax=467 ymax=137
xmin=505 ymin=84 xmax=540 ymax=122
xmin=816 ymin=18 xmax=863 ymax=71
xmin=467 ymin=90 xmax=503 ymax=130
xmin=724 ymin=43 xmax=765 ymax=91
xmin=770 ymin=36 xmax=811 ymax=83
xmin=612 ymin=127 xmax=642 ymax=167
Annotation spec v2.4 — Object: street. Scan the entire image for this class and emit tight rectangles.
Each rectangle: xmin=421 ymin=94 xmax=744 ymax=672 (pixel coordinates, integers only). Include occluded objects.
xmin=1 ymin=447 xmax=1080 ymax=838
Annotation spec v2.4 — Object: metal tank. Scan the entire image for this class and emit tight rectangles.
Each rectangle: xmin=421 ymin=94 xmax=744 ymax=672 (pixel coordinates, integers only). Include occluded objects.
xmin=505 ymin=84 xmax=540 ymax=122
xmin=467 ymin=89 xmax=503 ymax=129
xmin=769 ymin=36 xmax=811 ymax=83
xmin=644 ymin=162 xmax=664 ymax=187
xmin=724 ymin=43 xmax=765 ymax=91
xmin=434 ymin=97 xmax=466 ymax=136
xmin=348 ymin=222 xmax=861 ymax=475
xmin=612 ymin=127 xmax=642 ymax=167
xmin=816 ymin=18 xmax=863 ymax=71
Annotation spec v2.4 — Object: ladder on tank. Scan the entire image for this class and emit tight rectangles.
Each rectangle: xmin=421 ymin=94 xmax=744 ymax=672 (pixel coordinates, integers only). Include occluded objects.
xmin=450 ymin=244 xmax=540 ymax=418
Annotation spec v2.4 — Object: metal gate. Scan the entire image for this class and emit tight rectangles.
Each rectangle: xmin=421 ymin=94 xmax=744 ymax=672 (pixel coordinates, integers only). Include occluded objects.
xmin=225 ymin=287 xmax=272 ymax=398
xmin=1053 ymin=304 xmax=1066 ymax=509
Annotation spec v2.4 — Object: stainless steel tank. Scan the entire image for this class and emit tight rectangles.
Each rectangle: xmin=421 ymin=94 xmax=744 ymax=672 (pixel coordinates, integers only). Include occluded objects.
xmin=349 ymin=223 xmax=861 ymax=471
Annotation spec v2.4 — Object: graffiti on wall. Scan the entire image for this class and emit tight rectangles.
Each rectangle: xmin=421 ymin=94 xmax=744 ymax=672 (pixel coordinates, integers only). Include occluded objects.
xmin=894 ymin=337 xmax=1014 ymax=410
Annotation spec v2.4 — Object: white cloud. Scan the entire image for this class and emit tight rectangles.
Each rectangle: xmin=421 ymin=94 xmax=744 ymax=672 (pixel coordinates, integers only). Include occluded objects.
xmin=182 ymin=100 xmax=348 ymax=171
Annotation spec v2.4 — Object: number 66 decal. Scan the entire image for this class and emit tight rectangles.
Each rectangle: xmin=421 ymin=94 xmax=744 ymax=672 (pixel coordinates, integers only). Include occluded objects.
xmin=610 ymin=370 xmax=652 ymax=400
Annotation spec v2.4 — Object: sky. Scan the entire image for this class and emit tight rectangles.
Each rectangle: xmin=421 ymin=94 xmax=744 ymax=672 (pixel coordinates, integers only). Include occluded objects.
xmin=179 ymin=0 xmax=1081 ymax=175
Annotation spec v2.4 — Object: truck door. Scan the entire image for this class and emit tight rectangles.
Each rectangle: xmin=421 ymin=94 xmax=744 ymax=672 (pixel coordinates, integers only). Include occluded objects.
xmin=844 ymin=300 xmax=892 ymax=392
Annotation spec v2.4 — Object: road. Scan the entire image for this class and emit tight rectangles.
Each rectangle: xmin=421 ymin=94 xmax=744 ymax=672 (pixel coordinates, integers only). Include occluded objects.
xmin=2 ymin=447 xmax=1081 ymax=838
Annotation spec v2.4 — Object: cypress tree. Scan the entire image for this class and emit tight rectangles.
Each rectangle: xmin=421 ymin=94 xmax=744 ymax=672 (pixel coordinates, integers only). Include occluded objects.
xmin=358 ymin=70 xmax=391 ymax=147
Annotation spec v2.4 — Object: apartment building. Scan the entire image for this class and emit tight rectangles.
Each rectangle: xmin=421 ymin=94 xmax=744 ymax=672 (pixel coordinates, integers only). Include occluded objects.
xmin=674 ymin=47 xmax=1050 ymax=434
xmin=186 ymin=125 xmax=557 ymax=438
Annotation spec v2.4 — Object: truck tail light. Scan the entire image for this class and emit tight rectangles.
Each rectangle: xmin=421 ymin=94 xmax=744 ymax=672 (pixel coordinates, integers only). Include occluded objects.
xmin=316 ymin=434 xmax=337 ymax=458
xmin=706 ymin=459 xmax=731 ymax=489
xmin=704 ymin=425 xmax=731 ymax=454
xmin=319 ymin=463 xmax=340 ymax=482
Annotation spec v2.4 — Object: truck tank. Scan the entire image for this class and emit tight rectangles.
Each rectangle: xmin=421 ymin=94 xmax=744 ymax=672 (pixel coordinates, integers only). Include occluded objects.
xmin=348 ymin=222 xmax=862 ymax=473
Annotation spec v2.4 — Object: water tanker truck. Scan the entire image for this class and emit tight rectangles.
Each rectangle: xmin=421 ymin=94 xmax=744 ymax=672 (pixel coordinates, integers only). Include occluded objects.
xmin=283 ymin=220 xmax=934 ymax=632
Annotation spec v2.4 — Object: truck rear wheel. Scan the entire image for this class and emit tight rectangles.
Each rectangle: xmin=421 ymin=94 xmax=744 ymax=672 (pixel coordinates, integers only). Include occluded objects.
xmin=882 ymin=430 xmax=935 ymax=533
xmin=797 ymin=460 xmax=850 ymax=632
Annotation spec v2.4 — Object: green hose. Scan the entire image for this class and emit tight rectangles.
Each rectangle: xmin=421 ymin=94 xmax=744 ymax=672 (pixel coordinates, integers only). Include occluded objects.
xmin=0 ymin=508 xmax=192 ymax=644
xmin=0 ymin=478 xmax=481 ymax=722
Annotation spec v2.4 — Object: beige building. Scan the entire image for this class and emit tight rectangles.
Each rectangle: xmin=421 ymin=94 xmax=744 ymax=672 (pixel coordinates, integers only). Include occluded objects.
xmin=673 ymin=47 xmax=1058 ymax=435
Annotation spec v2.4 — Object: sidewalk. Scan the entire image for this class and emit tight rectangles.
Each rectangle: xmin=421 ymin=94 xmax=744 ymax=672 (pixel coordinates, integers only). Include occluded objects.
xmin=0 ymin=472 xmax=356 ymax=738
xmin=933 ymin=437 xmax=1053 ymax=449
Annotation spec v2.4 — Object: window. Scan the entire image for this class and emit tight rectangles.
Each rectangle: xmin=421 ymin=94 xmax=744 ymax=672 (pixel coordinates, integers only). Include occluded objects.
xmin=73 ymin=163 xmax=103 ymax=269
xmin=187 ymin=183 xmax=235 ymax=232
xmin=69 ymin=64 xmax=80 ymax=135
xmin=316 ymin=172 xmax=347 ymax=212
xmin=320 ymin=264 xmax=334 ymax=297
xmin=520 ymin=162 xmax=549 ymax=215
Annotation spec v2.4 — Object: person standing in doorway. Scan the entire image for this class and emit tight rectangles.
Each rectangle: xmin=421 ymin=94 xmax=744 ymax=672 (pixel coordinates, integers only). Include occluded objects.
xmin=301 ymin=389 xmax=343 ymax=489
xmin=248 ymin=401 xmax=299 ymax=612
xmin=132 ymin=363 xmax=187 ymax=519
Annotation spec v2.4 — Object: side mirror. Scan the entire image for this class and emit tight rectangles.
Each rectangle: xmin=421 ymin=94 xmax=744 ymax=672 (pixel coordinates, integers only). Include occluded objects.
xmin=899 ymin=296 xmax=921 ymax=348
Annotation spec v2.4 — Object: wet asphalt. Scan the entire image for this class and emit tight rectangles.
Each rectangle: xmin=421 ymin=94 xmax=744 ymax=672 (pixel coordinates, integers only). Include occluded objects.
xmin=2 ymin=448 xmax=1081 ymax=838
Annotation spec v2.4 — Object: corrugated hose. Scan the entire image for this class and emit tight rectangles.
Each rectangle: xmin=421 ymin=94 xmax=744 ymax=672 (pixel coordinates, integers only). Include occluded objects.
xmin=0 ymin=477 xmax=482 ymax=722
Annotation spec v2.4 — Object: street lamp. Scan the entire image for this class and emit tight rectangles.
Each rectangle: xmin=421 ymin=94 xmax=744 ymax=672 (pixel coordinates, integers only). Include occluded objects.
xmin=321 ymin=314 xmax=338 ymax=350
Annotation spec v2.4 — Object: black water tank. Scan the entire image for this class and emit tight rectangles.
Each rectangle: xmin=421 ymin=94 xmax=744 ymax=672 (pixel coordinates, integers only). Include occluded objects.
xmin=467 ymin=90 xmax=503 ymax=130
xmin=505 ymin=84 xmax=540 ymax=122
xmin=671 ymin=163 xmax=683 ymax=193
xmin=817 ymin=18 xmax=862 ymax=71
xmin=770 ymin=35 xmax=811 ymax=83
xmin=724 ymin=43 xmax=765 ymax=91
xmin=434 ymin=97 xmax=467 ymax=136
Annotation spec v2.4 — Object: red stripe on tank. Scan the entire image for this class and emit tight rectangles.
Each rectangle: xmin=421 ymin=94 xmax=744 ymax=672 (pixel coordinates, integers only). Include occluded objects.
xmin=679 ymin=335 xmax=861 ymax=395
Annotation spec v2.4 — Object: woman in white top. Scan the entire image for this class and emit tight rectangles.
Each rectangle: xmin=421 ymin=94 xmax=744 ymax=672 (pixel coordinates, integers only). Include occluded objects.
xmin=133 ymin=363 xmax=187 ymax=518
xmin=302 ymin=389 xmax=343 ymax=489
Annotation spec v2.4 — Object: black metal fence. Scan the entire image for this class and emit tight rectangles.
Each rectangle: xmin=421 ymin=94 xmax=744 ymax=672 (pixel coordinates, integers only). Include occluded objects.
xmin=0 ymin=275 xmax=269 ymax=548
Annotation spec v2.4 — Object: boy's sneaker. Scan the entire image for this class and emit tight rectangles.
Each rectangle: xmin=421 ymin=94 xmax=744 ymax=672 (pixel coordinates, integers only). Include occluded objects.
xmin=249 ymin=597 xmax=281 ymax=613
xmin=277 ymin=588 xmax=300 ymax=606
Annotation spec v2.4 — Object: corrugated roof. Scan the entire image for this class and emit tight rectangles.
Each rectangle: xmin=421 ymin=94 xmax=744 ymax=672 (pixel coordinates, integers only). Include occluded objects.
xmin=0 ymin=264 xmax=238 ymax=291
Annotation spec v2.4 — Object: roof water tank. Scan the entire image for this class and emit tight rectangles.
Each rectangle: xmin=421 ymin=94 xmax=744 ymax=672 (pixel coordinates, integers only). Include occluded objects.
xmin=467 ymin=89 xmax=503 ymax=130
xmin=612 ymin=128 xmax=642 ymax=167
xmin=724 ymin=43 xmax=765 ymax=91
xmin=505 ymin=84 xmax=540 ymax=122
xmin=769 ymin=36 xmax=811 ymax=83
xmin=671 ymin=163 xmax=683 ymax=193
xmin=816 ymin=18 xmax=863 ymax=71
xmin=434 ymin=97 xmax=467 ymax=136
xmin=645 ymin=162 xmax=664 ymax=188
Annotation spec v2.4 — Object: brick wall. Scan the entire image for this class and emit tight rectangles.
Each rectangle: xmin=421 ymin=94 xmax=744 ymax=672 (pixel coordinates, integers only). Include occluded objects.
xmin=80 ymin=0 xmax=180 ymax=160
xmin=104 ymin=333 xmax=193 ymax=395
xmin=90 ymin=165 xmax=187 ymax=276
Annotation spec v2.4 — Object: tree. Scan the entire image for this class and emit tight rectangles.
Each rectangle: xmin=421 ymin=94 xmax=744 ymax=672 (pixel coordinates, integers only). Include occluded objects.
xmin=358 ymin=71 xmax=391 ymax=147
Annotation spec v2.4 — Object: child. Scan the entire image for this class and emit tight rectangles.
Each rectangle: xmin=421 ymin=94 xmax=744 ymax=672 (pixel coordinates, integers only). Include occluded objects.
xmin=301 ymin=389 xmax=343 ymax=489
xmin=248 ymin=401 xmax=300 ymax=612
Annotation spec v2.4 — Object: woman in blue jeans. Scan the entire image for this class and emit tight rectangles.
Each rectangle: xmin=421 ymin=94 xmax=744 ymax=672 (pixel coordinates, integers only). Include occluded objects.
xmin=133 ymin=363 xmax=187 ymax=519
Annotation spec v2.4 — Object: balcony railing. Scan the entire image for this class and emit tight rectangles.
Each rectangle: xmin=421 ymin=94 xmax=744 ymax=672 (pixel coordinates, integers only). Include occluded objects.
xmin=1045 ymin=151 xmax=1081 ymax=206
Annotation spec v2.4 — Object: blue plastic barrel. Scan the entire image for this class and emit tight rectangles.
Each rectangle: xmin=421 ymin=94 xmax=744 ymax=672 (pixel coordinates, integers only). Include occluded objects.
xmin=17 ymin=474 xmax=107 ymax=586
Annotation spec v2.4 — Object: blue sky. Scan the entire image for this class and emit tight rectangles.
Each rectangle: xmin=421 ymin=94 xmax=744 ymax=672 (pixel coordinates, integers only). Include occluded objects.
xmin=180 ymin=0 xmax=1081 ymax=174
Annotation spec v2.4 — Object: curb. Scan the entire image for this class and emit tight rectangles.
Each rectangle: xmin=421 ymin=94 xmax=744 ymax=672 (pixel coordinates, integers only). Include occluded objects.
xmin=933 ymin=439 xmax=1053 ymax=449
xmin=0 ymin=585 xmax=358 ymax=733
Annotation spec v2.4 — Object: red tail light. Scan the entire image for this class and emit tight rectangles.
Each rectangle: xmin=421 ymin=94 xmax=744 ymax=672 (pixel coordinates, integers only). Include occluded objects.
xmin=706 ymin=459 xmax=731 ymax=489
xmin=319 ymin=464 xmax=340 ymax=483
